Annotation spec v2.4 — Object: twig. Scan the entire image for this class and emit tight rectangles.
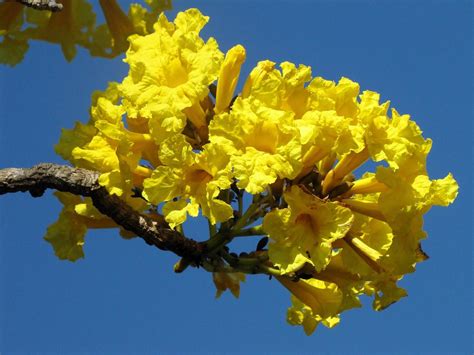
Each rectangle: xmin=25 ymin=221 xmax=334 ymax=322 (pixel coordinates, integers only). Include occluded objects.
xmin=0 ymin=163 xmax=204 ymax=262
xmin=16 ymin=0 xmax=63 ymax=12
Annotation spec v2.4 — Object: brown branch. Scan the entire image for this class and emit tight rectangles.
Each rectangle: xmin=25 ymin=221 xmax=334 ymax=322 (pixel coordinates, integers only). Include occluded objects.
xmin=0 ymin=163 xmax=204 ymax=263
xmin=14 ymin=0 xmax=63 ymax=12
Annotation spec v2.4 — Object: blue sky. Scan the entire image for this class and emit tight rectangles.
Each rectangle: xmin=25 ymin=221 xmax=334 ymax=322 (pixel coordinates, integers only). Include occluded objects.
xmin=0 ymin=0 xmax=472 ymax=353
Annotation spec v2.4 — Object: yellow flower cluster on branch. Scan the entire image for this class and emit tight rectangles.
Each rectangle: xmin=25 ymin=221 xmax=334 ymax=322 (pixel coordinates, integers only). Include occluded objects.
xmin=0 ymin=0 xmax=172 ymax=65
xmin=52 ymin=8 xmax=458 ymax=334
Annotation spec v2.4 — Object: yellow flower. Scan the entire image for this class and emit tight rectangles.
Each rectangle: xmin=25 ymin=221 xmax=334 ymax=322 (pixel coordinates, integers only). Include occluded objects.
xmin=55 ymin=121 xmax=98 ymax=165
xmin=346 ymin=174 xmax=388 ymax=196
xmin=375 ymin=167 xmax=458 ymax=273
xmin=333 ymin=166 xmax=458 ymax=276
xmin=263 ymin=186 xmax=354 ymax=272
xmin=120 ymin=8 xmax=223 ymax=140
xmin=242 ymin=60 xmax=312 ymax=118
xmin=0 ymin=0 xmax=171 ymax=65
xmin=0 ymin=2 xmax=25 ymax=65
xmin=142 ymin=134 xmax=233 ymax=227
xmin=1 ymin=0 xmax=96 ymax=64
xmin=212 ymin=272 xmax=246 ymax=298
xmin=322 ymin=148 xmax=370 ymax=195
xmin=210 ymin=97 xmax=302 ymax=193
xmin=371 ymin=279 xmax=408 ymax=311
xmin=44 ymin=192 xmax=118 ymax=261
xmin=214 ymin=44 xmax=246 ymax=114
xmin=349 ymin=213 xmax=394 ymax=261
xmin=358 ymin=92 xmax=432 ymax=176
xmin=296 ymin=110 xmax=365 ymax=177
xmin=44 ymin=6 xmax=459 ymax=335
xmin=335 ymin=210 xmax=394 ymax=277
xmin=278 ymin=278 xmax=343 ymax=327
xmin=307 ymin=76 xmax=360 ymax=118
xmin=56 ymin=83 xmax=153 ymax=210
xmin=97 ymin=0 xmax=134 ymax=53
xmin=286 ymin=295 xmax=341 ymax=335
xmin=318 ymin=89 xmax=432 ymax=197
xmin=0 ymin=2 xmax=23 ymax=35
xmin=89 ymin=0 xmax=171 ymax=58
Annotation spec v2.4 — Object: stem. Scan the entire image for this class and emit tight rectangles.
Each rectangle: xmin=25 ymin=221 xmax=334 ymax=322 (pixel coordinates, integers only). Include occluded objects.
xmin=233 ymin=201 xmax=260 ymax=231
xmin=202 ymin=232 xmax=231 ymax=254
xmin=220 ymin=249 xmax=273 ymax=275
xmin=230 ymin=225 xmax=264 ymax=237
xmin=221 ymin=189 xmax=231 ymax=204
xmin=343 ymin=237 xmax=384 ymax=274
xmin=238 ymin=190 xmax=243 ymax=216
xmin=258 ymin=264 xmax=283 ymax=277
xmin=208 ymin=219 xmax=217 ymax=238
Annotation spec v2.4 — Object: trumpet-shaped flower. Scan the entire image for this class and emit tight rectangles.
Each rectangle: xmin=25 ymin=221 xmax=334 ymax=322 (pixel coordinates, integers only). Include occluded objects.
xmin=375 ymin=167 xmax=458 ymax=273
xmin=44 ymin=192 xmax=118 ymax=261
xmin=242 ymin=60 xmax=312 ymax=118
xmin=143 ymin=134 xmax=233 ymax=227
xmin=1 ymin=0 xmax=170 ymax=66
xmin=278 ymin=278 xmax=343 ymax=334
xmin=210 ymin=97 xmax=302 ymax=193
xmin=296 ymin=110 xmax=365 ymax=175
xmin=263 ymin=186 xmax=354 ymax=272
xmin=46 ymin=7 xmax=459 ymax=336
xmin=359 ymin=92 xmax=433 ymax=176
xmin=1 ymin=0 xmax=96 ymax=64
xmin=90 ymin=0 xmax=171 ymax=58
xmin=55 ymin=84 xmax=152 ymax=211
xmin=120 ymin=9 xmax=223 ymax=138
xmin=212 ymin=272 xmax=246 ymax=298
xmin=307 ymin=76 xmax=360 ymax=118
xmin=214 ymin=44 xmax=246 ymax=114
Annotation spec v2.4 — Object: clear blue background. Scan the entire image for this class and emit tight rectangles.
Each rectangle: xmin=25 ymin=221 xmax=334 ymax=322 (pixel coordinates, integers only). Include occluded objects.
xmin=1 ymin=0 xmax=472 ymax=353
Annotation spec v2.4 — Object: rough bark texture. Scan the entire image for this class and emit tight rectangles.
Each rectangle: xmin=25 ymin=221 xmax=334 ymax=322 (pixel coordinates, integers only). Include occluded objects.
xmin=0 ymin=163 xmax=204 ymax=262
xmin=15 ymin=0 xmax=63 ymax=11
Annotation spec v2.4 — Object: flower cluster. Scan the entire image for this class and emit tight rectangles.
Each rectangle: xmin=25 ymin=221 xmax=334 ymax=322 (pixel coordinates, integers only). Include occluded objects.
xmin=52 ymin=9 xmax=458 ymax=334
xmin=0 ymin=0 xmax=171 ymax=65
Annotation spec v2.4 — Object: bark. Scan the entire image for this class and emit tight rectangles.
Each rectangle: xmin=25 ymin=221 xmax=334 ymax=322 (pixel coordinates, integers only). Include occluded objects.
xmin=14 ymin=0 xmax=63 ymax=11
xmin=0 ymin=163 xmax=205 ymax=263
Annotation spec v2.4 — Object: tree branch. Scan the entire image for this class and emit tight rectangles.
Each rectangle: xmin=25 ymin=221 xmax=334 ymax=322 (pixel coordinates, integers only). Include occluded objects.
xmin=14 ymin=0 xmax=63 ymax=12
xmin=0 ymin=163 xmax=204 ymax=263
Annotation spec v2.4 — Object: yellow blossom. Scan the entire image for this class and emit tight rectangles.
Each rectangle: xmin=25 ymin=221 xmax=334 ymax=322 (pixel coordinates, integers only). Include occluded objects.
xmin=142 ymin=134 xmax=233 ymax=227
xmin=322 ymin=148 xmax=370 ymax=195
xmin=120 ymin=9 xmax=223 ymax=140
xmin=1 ymin=0 xmax=95 ymax=64
xmin=44 ymin=192 xmax=118 ymax=261
xmin=278 ymin=278 xmax=343 ymax=320
xmin=90 ymin=0 xmax=172 ymax=58
xmin=210 ymin=97 xmax=302 ymax=193
xmin=212 ymin=272 xmax=246 ymax=298
xmin=307 ymin=76 xmax=360 ymax=118
xmin=286 ymin=295 xmax=341 ymax=335
xmin=263 ymin=186 xmax=354 ymax=272
xmin=45 ymin=7 xmax=459 ymax=336
xmin=347 ymin=174 xmax=388 ymax=196
xmin=55 ymin=83 xmax=152 ymax=211
xmin=97 ymin=0 xmax=134 ymax=54
xmin=374 ymin=167 xmax=458 ymax=273
xmin=1 ymin=0 xmax=171 ymax=65
xmin=295 ymin=110 xmax=365 ymax=176
xmin=242 ymin=60 xmax=312 ymax=118
xmin=214 ymin=44 xmax=246 ymax=114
